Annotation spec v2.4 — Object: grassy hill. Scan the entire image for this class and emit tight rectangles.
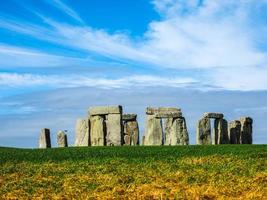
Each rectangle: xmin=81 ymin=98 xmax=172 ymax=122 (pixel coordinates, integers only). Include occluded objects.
xmin=0 ymin=145 xmax=266 ymax=199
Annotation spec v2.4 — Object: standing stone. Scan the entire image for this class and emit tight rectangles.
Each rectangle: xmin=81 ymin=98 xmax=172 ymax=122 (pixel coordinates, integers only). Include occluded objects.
xmin=57 ymin=130 xmax=68 ymax=147
xmin=240 ymin=117 xmax=253 ymax=144
xmin=144 ymin=115 xmax=163 ymax=145
xmin=180 ymin=118 xmax=189 ymax=145
xmin=229 ymin=120 xmax=241 ymax=144
xmin=216 ymin=118 xmax=229 ymax=144
xmin=124 ymin=135 xmax=131 ymax=145
xmin=197 ymin=117 xmax=211 ymax=145
xmin=106 ymin=114 xmax=122 ymax=146
xmin=90 ymin=115 xmax=105 ymax=146
xmin=124 ymin=121 xmax=139 ymax=145
xmin=165 ymin=118 xmax=189 ymax=145
xmin=142 ymin=136 xmax=145 ymax=145
xmin=164 ymin=118 xmax=173 ymax=145
xmin=75 ymin=118 xmax=90 ymax=146
xmin=39 ymin=128 xmax=51 ymax=148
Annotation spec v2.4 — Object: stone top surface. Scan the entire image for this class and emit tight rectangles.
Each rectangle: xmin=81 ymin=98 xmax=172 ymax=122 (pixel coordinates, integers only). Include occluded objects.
xmin=203 ymin=112 xmax=224 ymax=119
xmin=240 ymin=117 xmax=253 ymax=123
xmin=146 ymin=107 xmax=182 ymax=118
xmin=122 ymin=114 xmax=137 ymax=121
xmin=57 ymin=130 xmax=66 ymax=136
xmin=229 ymin=120 xmax=241 ymax=126
xmin=89 ymin=105 xmax=122 ymax=116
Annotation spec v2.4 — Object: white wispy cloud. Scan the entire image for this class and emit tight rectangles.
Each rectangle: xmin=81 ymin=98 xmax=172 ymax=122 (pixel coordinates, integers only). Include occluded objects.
xmin=48 ymin=0 xmax=84 ymax=24
xmin=0 ymin=44 xmax=91 ymax=67
xmin=0 ymin=72 xmax=197 ymax=89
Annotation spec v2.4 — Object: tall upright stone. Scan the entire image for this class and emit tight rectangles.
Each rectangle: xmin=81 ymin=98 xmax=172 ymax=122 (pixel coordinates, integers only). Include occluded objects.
xmin=240 ymin=117 xmax=253 ymax=144
xmin=106 ymin=113 xmax=122 ymax=146
xmin=122 ymin=114 xmax=139 ymax=146
xmin=90 ymin=115 xmax=105 ymax=146
xmin=89 ymin=105 xmax=123 ymax=146
xmin=57 ymin=130 xmax=68 ymax=147
xmin=39 ymin=128 xmax=51 ymax=148
xmin=75 ymin=118 xmax=90 ymax=146
xmin=229 ymin=120 xmax=241 ymax=144
xmin=165 ymin=117 xmax=189 ymax=145
xmin=144 ymin=115 xmax=163 ymax=145
xmin=215 ymin=118 xmax=229 ymax=144
xmin=197 ymin=117 xmax=211 ymax=145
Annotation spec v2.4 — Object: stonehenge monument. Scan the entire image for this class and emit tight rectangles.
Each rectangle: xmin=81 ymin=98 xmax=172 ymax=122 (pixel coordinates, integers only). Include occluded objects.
xmin=229 ymin=120 xmax=241 ymax=144
xmin=39 ymin=128 xmax=51 ymax=148
xmin=38 ymin=105 xmax=254 ymax=148
xmin=57 ymin=130 xmax=68 ymax=147
xmin=197 ymin=113 xmax=229 ymax=145
xmin=75 ymin=118 xmax=90 ymax=146
xmin=122 ymin=114 xmax=139 ymax=145
xmin=143 ymin=107 xmax=189 ymax=145
xmin=89 ymin=105 xmax=123 ymax=146
xmin=240 ymin=117 xmax=253 ymax=144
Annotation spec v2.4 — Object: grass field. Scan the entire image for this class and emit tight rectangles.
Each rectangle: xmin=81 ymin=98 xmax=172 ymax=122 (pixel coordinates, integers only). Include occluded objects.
xmin=0 ymin=145 xmax=266 ymax=199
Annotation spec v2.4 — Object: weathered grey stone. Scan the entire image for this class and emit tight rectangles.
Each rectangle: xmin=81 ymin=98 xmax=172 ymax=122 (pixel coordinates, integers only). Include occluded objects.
xmin=203 ymin=112 xmax=224 ymax=119
xmin=229 ymin=120 xmax=241 ymax=144
xmin=90 ymin=115 xmax=105 ymax=146
xmin=146 ymin=107 xmax=182 ymax=118
xmin=123 ymin=121 xmax=139 ymax=145
xmin=89 ymin=105 xmax=122 ymax=116
xmin=144 ymin=115 xmax=163 ymax=145
xmin=142 ymin=136 xmax=145 ymax=145
xmin=57 ymin=130 xmax=68 ymax=147
xmin=106 ymin=114 xmax=122 ymax=146
xmin=165 ymin=117 xmax=189 ymax=145
xmin=240 ymin=117 xmax=253 ymax=144
xmin=75 ymin=118 xmax=90 ymax=146
xmin=196 ymin=117 xmax=211 ymax=145
xmin=39 ymin=128 xmax=51 ymax=148
xmin=215 ymin=118 xmax=229 ymax=144
xmin=124 ymin=135 xmax=131 ymax=145
xmin=122 ymin=114 xmax=137 ymax=121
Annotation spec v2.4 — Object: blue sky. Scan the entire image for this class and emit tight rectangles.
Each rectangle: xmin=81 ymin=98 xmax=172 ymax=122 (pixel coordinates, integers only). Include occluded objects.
xmin=0 ymin=0 xmax=267 ymax=147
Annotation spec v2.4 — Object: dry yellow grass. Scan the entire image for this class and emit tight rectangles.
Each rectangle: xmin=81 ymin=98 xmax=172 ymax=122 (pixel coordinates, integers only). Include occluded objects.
xmin=0 ymin=145 xmax=266 ymax=199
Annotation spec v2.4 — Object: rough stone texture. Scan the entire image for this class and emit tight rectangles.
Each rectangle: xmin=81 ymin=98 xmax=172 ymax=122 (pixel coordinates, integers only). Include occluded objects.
xmin=75 ymin=118 xmax=90 ymax=146
xmin=57 ymin=130 xmax=68 ymax=147
xmin=144 ymin=115 xmax=163 ymax=145
xmin=142 ymin=136 xmax=145 ymax=145
xmin=229 ymin=120 xmax=241 ymax=144
xmin=106 ymin=114 xmax=122 ymax=146
xmin=89 ymin=105 xmax=122 ymax=116
xmin=90 ymin=115 xmax=105 ymax=146
xmin=215 ymin=118 xmax=229 ymax=144
xmin=122 ymin=114 xmax=137 ymax=121
xmin=203 ymin=112 xmax=224 ymax=119
xmin=123 ymin=121 xmax=139 ymax=145
xmin=39 ymin=128 xmax=51 ymax=148
xmin=196 ymin=117 xmax=211 ymax=145
xmin=165 ymin=117 xmax=189 ymax=145
xmin=240 ymin=117 xmax=253 ymax=144
xmin=124 ymin=135 xmax=131 ymax=145
xmin=146 ymin=107 xmax=182 ymax=118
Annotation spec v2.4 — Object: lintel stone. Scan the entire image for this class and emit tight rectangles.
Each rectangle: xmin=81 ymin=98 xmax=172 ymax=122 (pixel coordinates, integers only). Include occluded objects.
xmin=89 ymin=105 xmax=122 ymax=116
xmin=203 ymin=112 xmax=224 ymax=119
xmin=146 ymin=107 xmax=182 ymax=118
xmin=122 ymin=114 xmax=137 ymax=121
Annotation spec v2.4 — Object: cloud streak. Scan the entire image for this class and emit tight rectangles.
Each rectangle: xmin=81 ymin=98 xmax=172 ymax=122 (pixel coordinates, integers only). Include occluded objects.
xmin=0 ymin=0 xmax=266 ymax=91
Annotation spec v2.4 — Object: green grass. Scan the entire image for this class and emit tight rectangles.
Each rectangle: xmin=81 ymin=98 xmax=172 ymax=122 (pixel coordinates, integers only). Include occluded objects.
xmin=0 ymin=145 xmax=266 ymax=199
